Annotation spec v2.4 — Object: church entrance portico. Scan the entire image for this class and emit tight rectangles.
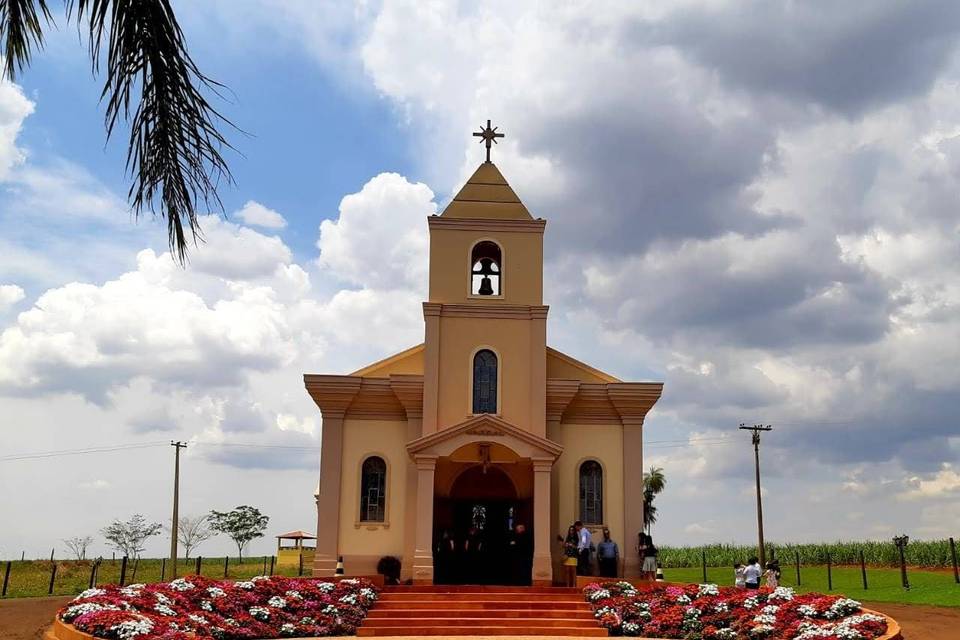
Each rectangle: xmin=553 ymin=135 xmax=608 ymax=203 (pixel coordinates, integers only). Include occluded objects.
xmin=406 ymin=414 xmax=563 ymax=585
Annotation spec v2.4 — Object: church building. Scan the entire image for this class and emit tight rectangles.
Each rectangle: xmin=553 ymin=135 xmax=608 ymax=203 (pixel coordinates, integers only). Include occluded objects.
xmin=305 ymin=128 xmax=663 ymax=585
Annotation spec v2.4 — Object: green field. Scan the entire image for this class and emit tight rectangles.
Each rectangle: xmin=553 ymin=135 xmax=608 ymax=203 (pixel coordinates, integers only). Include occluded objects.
xmin=0 ymin=557 xmax=304 ymax=599
xmin=663 ymin=565 xmax=960 ymax=608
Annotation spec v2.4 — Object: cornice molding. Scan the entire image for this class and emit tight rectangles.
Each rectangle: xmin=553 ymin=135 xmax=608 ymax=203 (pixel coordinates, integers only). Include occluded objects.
xmin=546 ymin=379 xmax=580 ymax=422
xmin=389 ymin=374 xmax=425 ymax=420
xmin=433 ymin=303 xmax=550 ymax=320
xmin=303 ymin=375 xmax=362 ymax=419
xmin=428 ymin=216 xmax=546 ymax=233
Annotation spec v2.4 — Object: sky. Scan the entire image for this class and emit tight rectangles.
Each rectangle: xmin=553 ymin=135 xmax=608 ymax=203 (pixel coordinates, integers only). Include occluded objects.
xmin=1 ymin=0 xmax=959 ymax=561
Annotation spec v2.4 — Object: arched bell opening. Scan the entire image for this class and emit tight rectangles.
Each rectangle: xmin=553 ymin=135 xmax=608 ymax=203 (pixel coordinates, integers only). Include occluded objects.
xmin=471 ymin=240 xmax=502 ymax=296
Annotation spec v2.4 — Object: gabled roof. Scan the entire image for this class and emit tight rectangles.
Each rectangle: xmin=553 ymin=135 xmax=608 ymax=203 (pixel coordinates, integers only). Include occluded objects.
xmin=546 ymin=346 xmax=621 ymax=383
xmin=349 ymin=343 xmax=424 ymax=377
xmin=441 ymin=162 xmax=533 ymax=220
xmin=407 ymin=413 xmax=563 ymax=458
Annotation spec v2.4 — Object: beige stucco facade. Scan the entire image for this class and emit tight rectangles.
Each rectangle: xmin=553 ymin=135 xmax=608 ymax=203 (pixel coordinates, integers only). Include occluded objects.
xmin=305 ymin=161 xmax=662 ymax=584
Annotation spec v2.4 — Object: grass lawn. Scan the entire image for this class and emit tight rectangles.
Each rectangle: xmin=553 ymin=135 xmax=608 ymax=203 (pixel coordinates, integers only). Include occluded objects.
xmin=0 ymin=557 xmax=305 ymax=599
xmin=663 ymin=565 xmax=960 ymax=608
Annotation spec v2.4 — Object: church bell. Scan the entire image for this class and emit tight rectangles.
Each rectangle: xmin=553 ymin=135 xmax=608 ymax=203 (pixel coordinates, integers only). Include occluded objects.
xmin=477 ymin=258 xmax=496 ymax=295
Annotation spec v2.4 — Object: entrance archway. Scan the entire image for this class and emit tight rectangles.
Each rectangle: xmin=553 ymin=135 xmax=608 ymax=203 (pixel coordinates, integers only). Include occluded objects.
xmin=433 ymin=463 xmax=533 ymax=585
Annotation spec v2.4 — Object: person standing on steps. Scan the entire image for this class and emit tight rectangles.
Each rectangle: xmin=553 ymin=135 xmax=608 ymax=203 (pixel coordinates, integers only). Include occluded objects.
xmin=558 ymin=525 xmax=579 ymax=587
xmin=638 ymin=532 xmax=659 ymax=581
xmin=575 ymin=521 xmax=593 ymax=576
xmin=596 ymin=528 xmax=619 ymax=578
xmin=507 ymin=523 xmax=533 ymax=585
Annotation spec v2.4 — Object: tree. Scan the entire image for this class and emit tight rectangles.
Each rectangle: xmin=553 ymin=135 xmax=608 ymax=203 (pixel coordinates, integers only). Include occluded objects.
xmin=643 ymin=466 xmax=667 ymax=532
xmin=63 ymin=535 xmax=93 ymax=560
xmin=208 ymin=506 xmax=269 ymax=560
xmin=168 ymin=515 xmax=215 ymax=559
xmin=101 ymin=514 xmax=162 ymax=558
xmin=0 ymin=1 xmax=235 ymax=262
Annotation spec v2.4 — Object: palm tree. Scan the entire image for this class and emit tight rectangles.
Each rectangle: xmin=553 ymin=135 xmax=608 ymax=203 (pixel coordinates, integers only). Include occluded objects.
xmin=1 ymin=1 xmax=235 ymax=262
xmin=642 ymin=466 xmax=666 ymax=533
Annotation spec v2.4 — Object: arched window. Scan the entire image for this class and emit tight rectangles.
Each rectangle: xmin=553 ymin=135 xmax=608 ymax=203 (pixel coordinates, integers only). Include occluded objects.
xmin=360 ymin=456 xmax=387 ymax=522
xmin=472 ymin=349 xmax=498 ymax=414
xmin=579 ymin=460 xmax=603 ymax=524
xmin=471 ymin=241 xmax=502 ymax=295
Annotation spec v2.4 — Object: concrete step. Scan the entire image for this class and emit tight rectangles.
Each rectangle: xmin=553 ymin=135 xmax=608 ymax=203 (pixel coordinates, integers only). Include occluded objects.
xmin=374 ymin=599 xmax=588 ymax=610
xmin=357 ymin=626 xmax=608 ymax=637
xmin=379 ymin=592 xmax=583 ymax=602
xmin=367 ymin=609 xmax=595 ymax=619
xmin=363 ymin=618 xmax=600 ymax=628
xmin=382 ymin=585 xmax=581 ymax=594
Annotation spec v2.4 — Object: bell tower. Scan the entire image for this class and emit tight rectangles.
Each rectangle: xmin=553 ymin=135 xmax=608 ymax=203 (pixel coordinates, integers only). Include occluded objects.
xmin=421 ymin=126 xmax=548 ymax=437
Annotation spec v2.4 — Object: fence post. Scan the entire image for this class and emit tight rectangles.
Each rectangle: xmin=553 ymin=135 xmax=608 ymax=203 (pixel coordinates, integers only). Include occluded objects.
xmin=50 ymin=548 xmax=55 ymax=562
xmin=196 ymin=556 xmax=202 ymax=576
xmin=701 ymin=550 xmax=707 ymax=583
xmin=826 ymin=552 xmax=832 ymax=591
xmin=269 ymin=556 xmax=275 ymax=576
xmin=950 ymin=537 xmax=959 ymax=584
xmin=298 ymin=552 xmax=303 ymax=577
xmin=859 ymin=550 xmax=868 ymax=590
xmin=160 ymin=558 xmax=166 ymax=582
xmin=48 ymin=563 xmax=57 ymax=595
xmin=262 ymin=556 xmax=267 ymax=575
xmin=88 ymin=561 xmax=97 ymax=589
xmin=2 ymin=560 xmax=11 ymax=596
xmin=224 ymin=556 xmax=229 ymax=578
xmin=795 ymin=552 xmax=801 ymax=586
xmin=20 ymin=551 xmax=24 ymax=561
xmin=119 ymin=556 xmax=128 ymax=586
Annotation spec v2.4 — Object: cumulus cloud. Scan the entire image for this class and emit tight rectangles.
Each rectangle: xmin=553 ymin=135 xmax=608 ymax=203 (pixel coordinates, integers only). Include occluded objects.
xmin=317 ymin=172 xmax=435 ymax=291
xmin=0 ymin=284 xmax=24 ymax=310
xmin=236 ymin=200 xmax=287 ymax=229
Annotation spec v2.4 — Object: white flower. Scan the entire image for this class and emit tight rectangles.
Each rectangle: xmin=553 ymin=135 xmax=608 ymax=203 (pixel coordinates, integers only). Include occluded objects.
xmin=753 ymin=613 xmax=778 ymax=625
xmin=200 ymin=600 xmax=213 ymax=611
xmin=826 ymin=598 xmax=862 ymax=619
xmin=713 ymin=602 xmax=730 ymax=613
xmin=744 ymin=596 xmax=760 ymax=609
xmin=108 ymin=617 xmax=154 ymax=639
xmin=300 ymin=616 xmax=316 ymax=625
xmin=750 ymin=624 xmax=774 ymax=636
xmin=154 ymin=593 xmax=172 ymax=605
xmin=588 ymin=588 xmax=612 ymax=602
xmin=317 ymin=582 xmax=336 ymax=593
xmin=770 ymin=586 xmax=795 ymax=601
xmin=676 ymin=593 xmax=692 ymax=604
xmin=697 ymin=583 xmax=719 ymax=597
xmin=249 ymin=606 xmax=271 ymax=620
xmin=762 ymin=604 xmax=780 ymax=615
xmin=339 ymin=593 xmax=358 ymax=605
xmin=716 ymin=629 xmax=737 ymax=640
xmin=189 ymin=614 xmax=210 ymax=625
xmin=207 ymin=586 xmax=227 ymax=598
xmin=280 ymin=623 xmax=297 ymax=636
xmin=153 ymin=603 xmax=176 ymax=616
xmin=119 ymin=585 xmax=144 ymax=597
xmin=73 ymin=588 xmax=106 ymax=601
xmin=61 ymin=602 xmax=119 ymax=621
xmin=167 ymin=578 xmax=195 ymax=591
xmin=322 ymin=604 xmax=339 ymax=615
xmin=236 ymin=581 xmax=256 ymax=590
xmin=360 ymin=587 xmax=378 ymax=600
xmin=622 ymin=621 xmax=642 ymax=636
xmin=268 ymin=596 xmax=287 ymax=609
xmin=251 ymin=575 xmax=270 ymax=582
xmin=285 ymin=590 xmax=303 ymax=599
xmin=798 ymin=604 xmax=818 ymax=618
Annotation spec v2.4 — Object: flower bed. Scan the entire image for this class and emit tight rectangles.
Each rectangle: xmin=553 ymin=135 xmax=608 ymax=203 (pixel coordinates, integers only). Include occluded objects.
xmin=57 ymin=575 xmax=379 ymax=639
xmin=583 ymin=581 xmax=890 ymax=640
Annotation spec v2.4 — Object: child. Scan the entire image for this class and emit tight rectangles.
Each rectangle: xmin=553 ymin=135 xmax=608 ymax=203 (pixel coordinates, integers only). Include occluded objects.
xmin=764 ymin=560 xmax=780 ymax=589
xmin=743 ymin=556 xmax=762 ymax=589
xmin=734 ymin=562 xmax=746 ymax=588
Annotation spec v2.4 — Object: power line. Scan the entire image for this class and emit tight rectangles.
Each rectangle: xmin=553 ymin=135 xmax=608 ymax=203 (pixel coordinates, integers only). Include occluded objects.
xmin=0 ymin=441 xmax=168 ymax=462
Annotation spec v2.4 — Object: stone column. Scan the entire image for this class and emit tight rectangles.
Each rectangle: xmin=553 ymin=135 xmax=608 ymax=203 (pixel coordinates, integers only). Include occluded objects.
xmin=391 ymin=375 xmax=425 ymax=581
xmin=622 ymin=416 xmax=644 ymax=578
xmin=314 ymin=413 xmax=345 ymax=576
xmin=528 ymin=306 xmax=549 ymax=437
xmin=412 ymin=454 xmax=438 ymax=584
xmin=532 ymin=457 xmax=554 ymax=586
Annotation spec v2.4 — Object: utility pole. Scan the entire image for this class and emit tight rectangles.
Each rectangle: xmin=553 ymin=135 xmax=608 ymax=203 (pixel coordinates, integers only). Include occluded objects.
xmin=167 ymin=441 xmax=187 ymax=580
xmin=740 ymin=423 xmax=772 ymax=568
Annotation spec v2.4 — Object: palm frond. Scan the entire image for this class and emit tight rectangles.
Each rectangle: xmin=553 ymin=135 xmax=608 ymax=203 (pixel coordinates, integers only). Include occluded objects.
xmin=69 ymin=0 xmax=235 ymax=263
xmin=0 ymin=0 xmax=53 ymax=79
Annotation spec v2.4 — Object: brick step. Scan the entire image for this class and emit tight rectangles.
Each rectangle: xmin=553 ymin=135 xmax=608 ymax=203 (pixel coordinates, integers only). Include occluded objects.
xmin=374 ymin=600 xmax=588 ymax=610
xmin=367 ymin=609 xmax=595 ymax=619
xmin=363 ymin=618 xmax=600 ymax=628
xmin=379 ymin=593 xmax=583 ymax=602
xmin=357 ymin=626 xmax=608 ymax=637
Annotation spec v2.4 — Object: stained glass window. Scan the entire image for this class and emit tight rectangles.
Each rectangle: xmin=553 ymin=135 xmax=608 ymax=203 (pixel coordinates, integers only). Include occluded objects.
xmin=472 ymin=349 xmax=498 ymax=413
xmin=579 ymin=460 xmax=603 ymax=524
xmin=360 ymin=456 xmax=387 ymax=522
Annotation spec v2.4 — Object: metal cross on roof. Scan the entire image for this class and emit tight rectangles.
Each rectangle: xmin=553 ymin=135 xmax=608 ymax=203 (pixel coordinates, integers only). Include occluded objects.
xmin=473 ymin=119 xmax=504 ymax=163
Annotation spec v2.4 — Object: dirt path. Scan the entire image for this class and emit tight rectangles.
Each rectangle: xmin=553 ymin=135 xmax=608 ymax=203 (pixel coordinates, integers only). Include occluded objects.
xmin=862 ymin=601 xmax=960 ymax=640
xmin=1 ymin=597 xmax=957 ymax=640
xmin=0 ymin=596 xmax=70 ymax=640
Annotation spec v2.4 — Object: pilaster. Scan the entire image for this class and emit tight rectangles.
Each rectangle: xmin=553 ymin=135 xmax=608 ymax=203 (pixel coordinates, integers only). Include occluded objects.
xmin=412 ymin=454 xmax=438 ymax=584
xmin=532 ymin=457 xmax=555 ymax=586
